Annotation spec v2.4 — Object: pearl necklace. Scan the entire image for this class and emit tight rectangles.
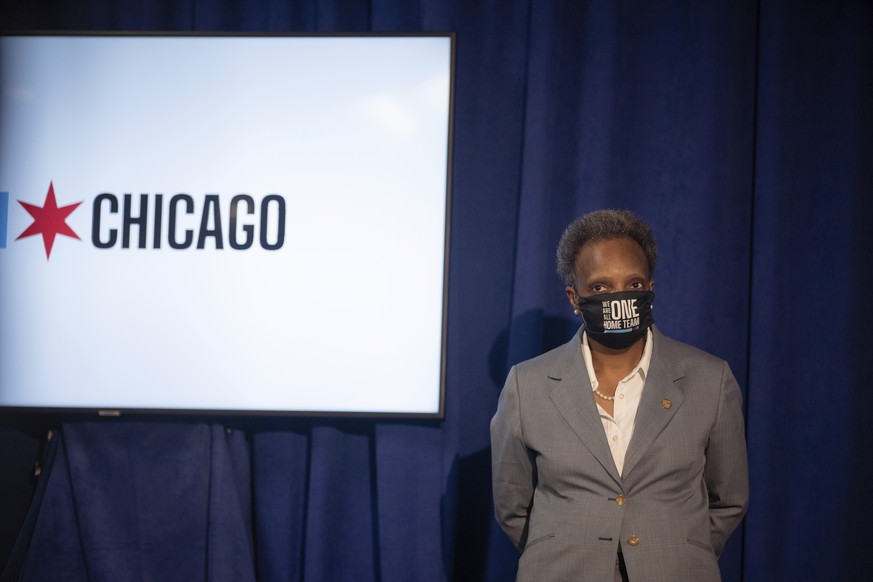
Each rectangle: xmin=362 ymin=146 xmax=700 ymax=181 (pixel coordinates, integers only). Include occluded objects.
xmin=594 ymin=388 xmax=615 ymax=401
xmin=591 ymin=337 xmax=647 ymax=402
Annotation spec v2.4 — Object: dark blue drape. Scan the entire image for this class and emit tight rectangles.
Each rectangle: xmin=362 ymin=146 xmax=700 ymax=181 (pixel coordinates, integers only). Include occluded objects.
xmin=1 ymin=1 xmax=872 ymax=580
xmin=745 ymin=2 xmax=873 ymax=580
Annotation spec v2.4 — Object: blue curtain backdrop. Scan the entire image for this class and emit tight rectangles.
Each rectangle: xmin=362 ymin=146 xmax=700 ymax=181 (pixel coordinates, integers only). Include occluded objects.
xmin=1 ymin=1 xmax=871 ymax=580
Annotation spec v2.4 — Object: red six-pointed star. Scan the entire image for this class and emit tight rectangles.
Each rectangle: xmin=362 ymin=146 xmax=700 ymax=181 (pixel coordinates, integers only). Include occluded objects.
xmin=17 ymin=182 xmax=82 ymax=259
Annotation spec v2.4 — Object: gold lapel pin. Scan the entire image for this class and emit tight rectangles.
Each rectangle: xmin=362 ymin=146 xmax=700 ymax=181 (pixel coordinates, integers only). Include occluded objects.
xmin=661 ymin=399 xmax=672 ymax=410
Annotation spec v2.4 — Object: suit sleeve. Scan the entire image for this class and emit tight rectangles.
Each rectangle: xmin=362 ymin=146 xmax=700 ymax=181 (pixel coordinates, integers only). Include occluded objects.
xmin=705 ymin=361 xmax=749 ymax=557
xmin=490 ymin=366 xmax=536 ymax=553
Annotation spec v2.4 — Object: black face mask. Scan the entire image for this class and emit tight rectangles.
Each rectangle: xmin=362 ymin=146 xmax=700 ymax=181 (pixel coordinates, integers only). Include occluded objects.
xmin=575 ymin=290 xmax=655 ymax=349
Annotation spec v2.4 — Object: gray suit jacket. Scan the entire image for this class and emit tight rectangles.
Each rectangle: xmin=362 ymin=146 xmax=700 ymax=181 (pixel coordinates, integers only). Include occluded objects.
xmin=491 ymin=326 xmax=748 ymax=581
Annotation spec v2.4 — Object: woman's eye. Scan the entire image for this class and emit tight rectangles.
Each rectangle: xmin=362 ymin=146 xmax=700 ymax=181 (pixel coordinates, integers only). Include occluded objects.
xmin=631 ymin=281 xmax=643 ymax=289
xmin=591 ymin=284 xmax=605 ymax=293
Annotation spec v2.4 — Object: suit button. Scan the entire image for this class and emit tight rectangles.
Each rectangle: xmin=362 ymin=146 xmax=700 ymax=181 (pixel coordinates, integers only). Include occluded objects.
xmin=615 ymin=495 xmax=626 ymax=506
xmin=627 ymin=534 xmax=640 ymax=547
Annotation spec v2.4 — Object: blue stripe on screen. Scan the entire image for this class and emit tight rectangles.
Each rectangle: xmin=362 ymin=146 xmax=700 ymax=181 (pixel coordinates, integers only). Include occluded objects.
xmin=0 ymin=192 xmax=9 ymax=248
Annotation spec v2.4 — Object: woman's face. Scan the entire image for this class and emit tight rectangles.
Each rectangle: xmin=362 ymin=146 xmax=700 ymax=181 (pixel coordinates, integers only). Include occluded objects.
xmin=565 ymin=237 xmax=653 ymax=309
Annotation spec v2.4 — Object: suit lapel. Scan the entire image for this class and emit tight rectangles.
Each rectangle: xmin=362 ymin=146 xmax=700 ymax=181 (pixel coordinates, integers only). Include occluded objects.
xmin=621 ymin=329 xmax=685 ymax=480
xmin=548 ymin=332 xmax=622 ymax=486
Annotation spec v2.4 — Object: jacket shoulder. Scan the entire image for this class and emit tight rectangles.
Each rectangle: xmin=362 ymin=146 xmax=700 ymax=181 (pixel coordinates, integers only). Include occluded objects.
xmin=509 ymin=334 xmax=581 ymax=387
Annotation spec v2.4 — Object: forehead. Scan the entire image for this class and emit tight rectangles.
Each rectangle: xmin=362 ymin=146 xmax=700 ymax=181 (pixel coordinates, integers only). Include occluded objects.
xmin=574 ymin=237 xmax=649 ymax=279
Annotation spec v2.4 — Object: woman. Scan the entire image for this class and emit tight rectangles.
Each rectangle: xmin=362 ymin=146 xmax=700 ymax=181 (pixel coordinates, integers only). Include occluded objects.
xmin=491 ymin=209 xmax=748 ymax=581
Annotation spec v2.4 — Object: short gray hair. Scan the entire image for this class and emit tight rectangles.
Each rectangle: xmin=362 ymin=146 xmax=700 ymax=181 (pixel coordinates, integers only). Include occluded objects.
xmin=556 ymin=209 xmax=657 ymax=286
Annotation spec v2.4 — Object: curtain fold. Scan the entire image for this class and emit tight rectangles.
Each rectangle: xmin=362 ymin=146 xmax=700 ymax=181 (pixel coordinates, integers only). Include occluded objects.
xmin=206 ymin=425 xmax=256 ymax=582
xmin=251 ymin=429 xmax=310 ymax=581
xmin=373 ymin=424 xmax=445 ymax=581
xmin=745 ymin=1 xmax=873 ymax=579
xmin=16 ymin=430 xmax=90 ymax=582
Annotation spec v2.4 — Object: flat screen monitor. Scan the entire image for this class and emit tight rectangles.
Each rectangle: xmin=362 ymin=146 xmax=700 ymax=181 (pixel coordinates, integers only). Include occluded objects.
xmin=0 ymin=33 xmax=454 ymax=417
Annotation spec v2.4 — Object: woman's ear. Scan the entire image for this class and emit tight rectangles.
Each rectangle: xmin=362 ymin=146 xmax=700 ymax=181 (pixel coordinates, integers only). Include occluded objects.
xmin=565 ymin=286 xmax=580 ymax=315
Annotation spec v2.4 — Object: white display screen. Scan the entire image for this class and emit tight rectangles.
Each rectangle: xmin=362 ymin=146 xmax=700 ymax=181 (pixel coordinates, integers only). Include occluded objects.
xmin=0 ymin=34 xmax=453 ymax=416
